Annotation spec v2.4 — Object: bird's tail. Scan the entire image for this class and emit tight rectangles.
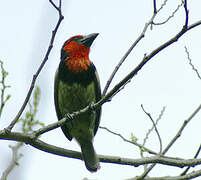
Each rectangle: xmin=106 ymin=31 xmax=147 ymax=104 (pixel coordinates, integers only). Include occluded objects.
xmin=80 ymin=140 xmax=100 ymax=172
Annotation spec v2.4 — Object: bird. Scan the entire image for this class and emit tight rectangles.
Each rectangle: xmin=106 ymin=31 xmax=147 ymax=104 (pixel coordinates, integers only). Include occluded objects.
xmin=54 ymin=33 xmax=101 ymax=172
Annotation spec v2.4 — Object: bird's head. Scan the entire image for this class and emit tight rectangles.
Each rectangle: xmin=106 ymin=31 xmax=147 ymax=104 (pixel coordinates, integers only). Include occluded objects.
xmin=61 ymin=33 xmax=99 ymax=73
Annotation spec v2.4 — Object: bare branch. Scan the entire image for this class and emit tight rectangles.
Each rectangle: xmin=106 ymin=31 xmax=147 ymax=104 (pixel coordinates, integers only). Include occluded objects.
xmin=157 ymin=0 xmax=168 ymax=13
xmin=184 ymin=0 xmax=189 ymax=28
xmin=1 ymin=104 xmax=201 ymax=171
xmin=49 ymin=0 xmax=59 ymax=11
xmin=142 ymin=106 xmax=165 ymax=150
xmin=154 ymin=3 xmax=183 ymax=25
xmin=181 ymin=143 xmax=201 ymax=176
xmin=102 ymin=3 xmax=157 ymax=96
xmin=6 ymin=1 xmax=64 ymax=131
xmin=141 ymin=105 xmax=163 ymax=154
xmin=99 ymin=126 xmax=158 ymax=155
xmin=128 ymin=168 xmax=201 ymax=180
xmin=136 ymin=103 xmax=201 ymax=180
xmin=163 ymin=104 xmax=201 ymax=154
xmin=184 ymin=46 xmax=201 ymax=80
xmin=1 ymin=130 xmax=201 ymax=169
xmin=153 ymin=0 xmax=157 ymax=14
xmin=98 ymin=19 xmax=201 ymax=115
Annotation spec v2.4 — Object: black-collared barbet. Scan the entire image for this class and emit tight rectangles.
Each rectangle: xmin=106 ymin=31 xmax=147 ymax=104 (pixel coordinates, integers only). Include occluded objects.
xmin=54 ymin=33 xmax=101 ymax=172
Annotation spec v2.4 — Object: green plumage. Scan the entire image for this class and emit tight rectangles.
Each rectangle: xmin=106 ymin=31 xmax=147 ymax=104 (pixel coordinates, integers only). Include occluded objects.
xmin=54 ymin=69 xmax=101 ymax=141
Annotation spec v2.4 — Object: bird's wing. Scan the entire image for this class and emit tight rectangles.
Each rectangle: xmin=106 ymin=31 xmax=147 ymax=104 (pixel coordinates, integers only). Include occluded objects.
xmin=54 ymin=68 xmax=73 ymax=140
xmin=94 ymin=68 xmax=102 ymax=136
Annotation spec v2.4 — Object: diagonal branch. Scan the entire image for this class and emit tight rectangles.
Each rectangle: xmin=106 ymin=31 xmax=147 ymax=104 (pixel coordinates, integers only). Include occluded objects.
xmin=142 ymin=106 xmax=165 ymax=150
xmin=102 ymin=1 xmax=157 ymax=96
xmin=184 ymin=46 xmax=201 ymax=80
xmin=153 ymin=3 xmax=183 ymax=25
xmin=141 ymin=105 xmax=163 ymax=154
xmin=136 ymin=103 xmax=201 ymax=180
xmin=99 ymin=20 xmax=201 ymax=115
xmin=180 ymin=143 xmax=201 ymax=176
xmin=6 ymin=1 xmax=64 ymax=131
xmin=99 ymin=126 xmax=158 ymax=155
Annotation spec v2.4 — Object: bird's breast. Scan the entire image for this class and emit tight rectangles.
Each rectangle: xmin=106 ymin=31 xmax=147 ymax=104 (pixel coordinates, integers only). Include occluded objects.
xmin=57 ymin=80 xmax=96 ymax=115
xmin=57 ymin=80 xmax=97 ymax=140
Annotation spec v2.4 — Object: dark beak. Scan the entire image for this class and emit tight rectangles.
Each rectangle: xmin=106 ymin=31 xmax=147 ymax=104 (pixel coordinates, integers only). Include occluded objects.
xmin=79 ymin=33 xmax=99 ymax=47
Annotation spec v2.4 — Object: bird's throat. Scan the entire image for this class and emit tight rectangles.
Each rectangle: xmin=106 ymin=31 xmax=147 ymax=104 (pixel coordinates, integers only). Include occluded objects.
xmin=65 ymin=57 xmax=91 ymax=73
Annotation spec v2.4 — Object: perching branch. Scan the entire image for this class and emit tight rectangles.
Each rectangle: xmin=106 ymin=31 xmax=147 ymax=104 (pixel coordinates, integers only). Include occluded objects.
xmin=6 ymin=0 xmax=64 ymax=131
xmin=0 ymin=103 xmax=201 ymax=172
xmin=1 ymin=130 xmax=201 ymax=169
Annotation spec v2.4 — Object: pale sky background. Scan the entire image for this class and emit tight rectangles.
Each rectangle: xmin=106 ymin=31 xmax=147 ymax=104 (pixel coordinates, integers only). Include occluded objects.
xmin=0 ymin=0 xmax=201 ymax=180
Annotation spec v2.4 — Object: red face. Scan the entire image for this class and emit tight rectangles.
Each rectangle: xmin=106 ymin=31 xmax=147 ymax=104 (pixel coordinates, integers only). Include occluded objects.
xmin=62 ymin=35 xmax=91 ymax=73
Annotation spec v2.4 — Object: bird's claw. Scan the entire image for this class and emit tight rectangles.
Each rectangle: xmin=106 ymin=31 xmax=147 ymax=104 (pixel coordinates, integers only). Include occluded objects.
xmin=65 ymin=113 xmax=74 ymax=128
xmin=89 ymin=102 xmax=95 ymax=112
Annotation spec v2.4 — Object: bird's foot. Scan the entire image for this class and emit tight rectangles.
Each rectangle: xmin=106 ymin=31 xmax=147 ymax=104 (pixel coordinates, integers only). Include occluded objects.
xmin=65 ymin=113 xmax=74 ymax=128
xmin=89 ymin=102 xmax=95 ymax=112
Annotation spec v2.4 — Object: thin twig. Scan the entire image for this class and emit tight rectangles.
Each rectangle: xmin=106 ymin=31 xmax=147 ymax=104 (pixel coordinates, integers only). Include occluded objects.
xmin=100 ymin=126 xmax=184 ymax=161
xmin=142 ymin=106 xmax=165 ymax=153
xmin=180 ymin=143 xmax=201 ymax=176
xmin=135 ymin=2 xmax=191 ymax=178
xmin=0 ymin=60 xmax=11 ymax=117
xmin=164 ymin=104 xmax=201 ymax=154
xmin=99 ymin=126 xmax=158 ymax=155
xmin=102 ymin=4 xmax=157 ymax=96
xmin=141 ymin=105 xmax=163 ymax=154
xmin=153 ymin=0 xmax=157 ymax=14
xmin=136 ymin=103 xmax=201 ymax=180
xmin=154 ymin=3 xmax=183 ymax=25
xmin=184 ymin=0 xmax=189 ymax=28
xmin=128 ymin=168 xmax=201 ymax=180
xmin=0 ymin=142 xmax=23 ymax=180
xmin=6 ymin=1 xmax=64 ymax=131
xmin=157 ymin=0 xmax=168 ymax=13
xmin=184 ymin=46 xmax=201 ymax=80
